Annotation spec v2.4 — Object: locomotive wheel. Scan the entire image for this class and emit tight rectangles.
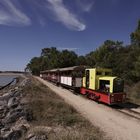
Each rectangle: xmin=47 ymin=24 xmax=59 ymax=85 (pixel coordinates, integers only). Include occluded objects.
xmin=89 ymin=93 xmax=95 ymax=100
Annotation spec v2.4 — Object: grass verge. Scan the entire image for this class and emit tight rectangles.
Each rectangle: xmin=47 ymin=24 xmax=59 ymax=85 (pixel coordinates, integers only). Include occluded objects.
xmin=23 ymin=77 xmax=107 ymax=140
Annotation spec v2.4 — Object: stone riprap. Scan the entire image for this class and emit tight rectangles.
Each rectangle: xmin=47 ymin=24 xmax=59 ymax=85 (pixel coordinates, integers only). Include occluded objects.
xmin=0 ymin=77 xmax=31 ymax=140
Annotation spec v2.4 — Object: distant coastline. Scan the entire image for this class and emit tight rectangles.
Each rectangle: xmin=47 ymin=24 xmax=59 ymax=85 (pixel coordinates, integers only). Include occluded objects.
xmin=0 ymin=71 xmax=25 ymax=74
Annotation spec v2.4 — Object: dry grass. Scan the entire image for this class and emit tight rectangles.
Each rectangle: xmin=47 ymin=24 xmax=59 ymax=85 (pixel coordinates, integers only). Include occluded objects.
xmin=23 ymin=77 xmax=106 ymax=140
xmin=125 ymin=82 xmax=140 ymax=105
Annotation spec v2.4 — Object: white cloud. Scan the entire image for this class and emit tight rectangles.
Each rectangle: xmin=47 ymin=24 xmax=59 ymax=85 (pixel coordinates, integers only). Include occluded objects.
xmin=46 ymin=0 xmax=86 ymax=31
xmin=0 ymin=0 xmax=31 ymax=26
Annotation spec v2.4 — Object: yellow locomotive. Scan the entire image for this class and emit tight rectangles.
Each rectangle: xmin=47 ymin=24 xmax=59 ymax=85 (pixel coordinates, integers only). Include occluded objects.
xmin=81 ymin=68 xmax=126 ymax=105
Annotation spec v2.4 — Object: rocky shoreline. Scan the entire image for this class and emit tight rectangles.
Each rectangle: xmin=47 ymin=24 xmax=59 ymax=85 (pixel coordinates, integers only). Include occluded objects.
xmin=0 ymin=76 xmax=31 ymax=140
xmin=0 ymin=76 xmax=49 ymax=140
xmin=0 ymin=78 xmax=29 ymax=140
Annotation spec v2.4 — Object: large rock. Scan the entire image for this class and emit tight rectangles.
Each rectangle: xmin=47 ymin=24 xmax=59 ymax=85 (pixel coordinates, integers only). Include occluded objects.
xmin=0 ymin=100 xmax=7 ymax=106
xmin=0 ymin=92 xmax=14 ymax=101
xmin=7 ymin=130 xmax=22 ymax=140
xmin=0 ymin=121 xmax=4 ymax=129
xmin=1 ymin=127 xmax=11 ymax=136
xmin=1 ymin=129 xmax=22 ymax=140
xmin=13 ymin=91 xmax=21 ymax=98
xmin=0 ymin=105 xmax=7 ymax=113
xmin=11 ymin=105 xmax=23 ymax=114
xmin=3 ymin=111 xmax=25 ymax=124
xmin=7 ymin=97 xmax=19 ymax=108
xmin=1 ymin=117 xmax=30 ymax=140
xmin=27 ymin=134 xmax=48 ymax=140
xmin=0 ymin=110 xmax=7 ymax=119
xmin=0 ymin=106 xmax=8 ymax=119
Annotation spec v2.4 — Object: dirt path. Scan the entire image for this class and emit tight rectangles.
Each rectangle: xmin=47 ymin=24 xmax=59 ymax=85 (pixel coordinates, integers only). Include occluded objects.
xmin=36 ymin=77 xmax=140 ymax=140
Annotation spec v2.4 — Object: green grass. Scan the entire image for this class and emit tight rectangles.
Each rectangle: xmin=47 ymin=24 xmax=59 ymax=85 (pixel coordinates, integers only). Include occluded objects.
xmin=23 ymin=77 xmax=107 ymax=140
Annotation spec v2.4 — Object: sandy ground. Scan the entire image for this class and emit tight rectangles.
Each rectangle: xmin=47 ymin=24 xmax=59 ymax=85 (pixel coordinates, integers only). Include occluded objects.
xmin=36 ymin=77 xmax=140 ymax=140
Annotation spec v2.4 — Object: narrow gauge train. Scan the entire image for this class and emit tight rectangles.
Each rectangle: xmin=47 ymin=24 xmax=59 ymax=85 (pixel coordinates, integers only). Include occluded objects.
xmin=40 ymin=66 xmax=85 ymax=92
xmin=40 ymin=66 xmax=126 ymax=105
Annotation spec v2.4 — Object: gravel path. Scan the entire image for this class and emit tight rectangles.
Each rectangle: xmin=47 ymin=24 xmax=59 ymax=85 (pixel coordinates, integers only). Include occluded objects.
xmin=36 ymin=77 xmax=140 ymax=140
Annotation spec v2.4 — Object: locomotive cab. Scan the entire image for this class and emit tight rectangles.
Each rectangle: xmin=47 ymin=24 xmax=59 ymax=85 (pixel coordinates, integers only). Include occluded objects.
xmin=81 ymin=68 xmax=126 ymax=104
xmin=98 ymin=77 xmax=124 ymax=94
xmin=98 ymin=77 xmax=115 ymax=93
xmin=83 ymin=68 xmax=113 ymax=91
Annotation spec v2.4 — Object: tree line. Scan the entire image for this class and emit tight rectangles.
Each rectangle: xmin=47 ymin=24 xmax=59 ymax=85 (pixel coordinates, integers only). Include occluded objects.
xmin=27 ymin=20 xmax=140 ymax=84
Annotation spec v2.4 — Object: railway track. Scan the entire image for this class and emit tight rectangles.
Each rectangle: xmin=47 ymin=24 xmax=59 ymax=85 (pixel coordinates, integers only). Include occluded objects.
xmin=117 ymin=108 xmax=140 ymax=120
xmin=113 ymin=102 xmax=140 ymax=120
xmin=77 ymin=92 xmax=140 ymax=120
xmin=78 ymin=92 xmax=140 ymax=120
xmin=72 ymin=90 xmax=140 ymax=120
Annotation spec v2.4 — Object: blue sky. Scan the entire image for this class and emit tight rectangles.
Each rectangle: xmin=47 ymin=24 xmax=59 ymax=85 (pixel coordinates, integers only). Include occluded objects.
xmin=0 ymin=0 xmax=140 ymax=71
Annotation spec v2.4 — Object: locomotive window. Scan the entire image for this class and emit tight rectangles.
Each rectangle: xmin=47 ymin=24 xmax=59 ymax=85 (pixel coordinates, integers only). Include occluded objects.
xmin=86 ymin=70 xmax=90 ymax=88
xmin=99 ymin=80 xmax=110 ymax=93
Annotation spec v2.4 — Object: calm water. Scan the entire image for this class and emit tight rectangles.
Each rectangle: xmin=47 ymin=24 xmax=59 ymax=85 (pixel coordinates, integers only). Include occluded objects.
xmin=0 ymin=75 xmax=17 ymax=86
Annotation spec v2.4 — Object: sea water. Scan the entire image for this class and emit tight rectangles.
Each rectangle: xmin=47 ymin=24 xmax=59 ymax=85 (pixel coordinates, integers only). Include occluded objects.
xmin=0 ymin=75 xmax=17 ymax=86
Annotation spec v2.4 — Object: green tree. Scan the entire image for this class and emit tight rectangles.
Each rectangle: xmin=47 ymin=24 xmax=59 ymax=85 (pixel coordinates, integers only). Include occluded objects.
xmin=85 ymin=40 xmax=123 ymax=68
xmin=59 ymin=50 xmax=78 ymax=68
xmin=131 ymin=20 xmax=140 ymax=46
xmin=41 ymin=47 xmax=60 ymax=69
xmin=133 ymin=56 xmax=140 ymax=79
xmin=76 ymin=55 xmax=87 ymax=66
xmin=27 ymin=57 xmax=42 ymax=75
xmin=85 ymin=51 xmax=96 ymax=67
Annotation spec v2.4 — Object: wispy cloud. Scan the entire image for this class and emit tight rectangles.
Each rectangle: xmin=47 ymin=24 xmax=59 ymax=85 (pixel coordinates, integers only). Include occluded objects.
xmin=46 ymin=0 xmax=86 ymax=31
xmin=0 ymin=0 xmax=91 ymax=31
xmin=0 ymin=0 xmax=31 ymax=26
xmin=77 ymin=0 xmax=94 ymax=12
